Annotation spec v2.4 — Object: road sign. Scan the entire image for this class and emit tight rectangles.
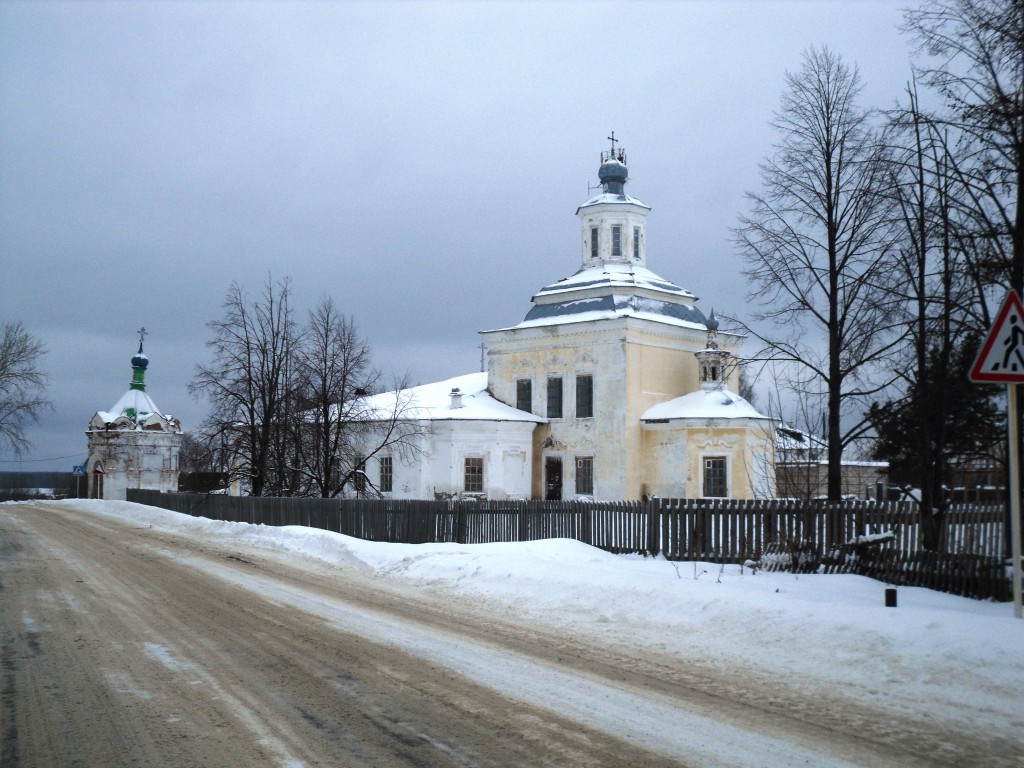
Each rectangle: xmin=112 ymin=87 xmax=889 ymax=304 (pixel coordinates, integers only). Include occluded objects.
xmin=73 ymin=465 xmax=85 ymax=477
xmin=970 ymin=290 xmax=1024 ymax=382
xmin=971 ymin=290 xmax=1024 ymax=618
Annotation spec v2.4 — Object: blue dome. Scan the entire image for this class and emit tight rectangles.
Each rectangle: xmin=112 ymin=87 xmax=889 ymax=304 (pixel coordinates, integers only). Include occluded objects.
xmin=132 ymin=343 xmax=149 ymax=369
xmin=598 ymin=158 xmax=628 ymax=184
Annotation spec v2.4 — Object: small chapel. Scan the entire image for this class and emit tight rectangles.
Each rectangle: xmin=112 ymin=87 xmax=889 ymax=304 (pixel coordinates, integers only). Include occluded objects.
xmin=85 ymin=331 xmax=183 ymax=499
xmin=358 ymin=141 xmax=776 ymax=501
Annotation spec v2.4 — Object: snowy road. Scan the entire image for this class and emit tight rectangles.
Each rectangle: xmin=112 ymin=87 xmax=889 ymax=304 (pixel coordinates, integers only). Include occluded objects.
xmin=1 ymin=502 xmax=1019 ymax=767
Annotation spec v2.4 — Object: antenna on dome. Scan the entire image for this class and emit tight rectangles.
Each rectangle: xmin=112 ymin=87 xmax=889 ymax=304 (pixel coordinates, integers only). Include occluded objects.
xmin=601 ymin=132 xmax=627 ymax=165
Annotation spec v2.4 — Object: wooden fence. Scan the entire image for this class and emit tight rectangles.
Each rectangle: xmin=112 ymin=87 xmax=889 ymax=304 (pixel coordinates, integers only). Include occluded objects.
xmin=125 ymin=490 xmax=1012 ymax=601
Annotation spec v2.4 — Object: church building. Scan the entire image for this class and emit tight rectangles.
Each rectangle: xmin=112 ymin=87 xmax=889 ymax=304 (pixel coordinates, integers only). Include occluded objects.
xmin=359 ymin=142 xmax=775 ymax=501
xmin=85 ymin=333 xmax=183 ymax=499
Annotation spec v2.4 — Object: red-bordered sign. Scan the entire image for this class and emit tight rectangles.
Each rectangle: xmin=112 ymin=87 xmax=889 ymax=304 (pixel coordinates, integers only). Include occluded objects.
xmin=970 ymin=290 xmax=1024 ymax=383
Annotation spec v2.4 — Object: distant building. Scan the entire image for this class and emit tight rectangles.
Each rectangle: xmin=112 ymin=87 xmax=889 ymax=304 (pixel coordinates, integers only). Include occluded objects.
xmin=85 ymin=335 xmax=182 ymax=499
xmin=774 ymin=424 xmax=888 ymax=500
xmin=355 ymin=143 xmax=775 ymax=500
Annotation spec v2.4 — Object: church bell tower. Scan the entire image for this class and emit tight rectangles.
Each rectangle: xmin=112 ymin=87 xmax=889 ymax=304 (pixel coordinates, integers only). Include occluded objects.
xmin=576 ymin=133 xmax=651 ymax=269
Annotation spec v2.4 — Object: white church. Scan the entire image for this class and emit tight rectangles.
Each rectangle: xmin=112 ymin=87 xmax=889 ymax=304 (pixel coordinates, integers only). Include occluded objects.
xmin=357 ymin=142 xmax=776 ymax=501
xmin=85 ymin=333 xmax=183 ymax=499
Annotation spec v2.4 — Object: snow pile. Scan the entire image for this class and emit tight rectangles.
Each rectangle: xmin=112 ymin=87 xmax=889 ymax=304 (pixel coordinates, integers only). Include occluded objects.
xmin=59 ymin=499 xmax=1024 ymax=737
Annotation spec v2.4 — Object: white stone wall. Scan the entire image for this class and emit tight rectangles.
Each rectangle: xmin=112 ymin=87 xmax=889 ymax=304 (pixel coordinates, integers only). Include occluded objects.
xmin=578 ymin=200 xmax=650 ymax=268
xmin=365 ymin=419 xmax=536 ymax=500
xmin=86 ymin=429 xmax=182 ymax=500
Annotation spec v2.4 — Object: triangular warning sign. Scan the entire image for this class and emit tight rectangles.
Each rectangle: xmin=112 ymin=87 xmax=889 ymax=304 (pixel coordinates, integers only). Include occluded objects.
xmin=971 ymin=290 xmax=1024 ymax=382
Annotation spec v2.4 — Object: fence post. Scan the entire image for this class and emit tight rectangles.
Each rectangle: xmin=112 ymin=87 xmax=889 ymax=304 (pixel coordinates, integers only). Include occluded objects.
xmin=646 ymin=498 xmax=660 ymax=556
xmin=455 ymin=500 xmax=466 ymax=545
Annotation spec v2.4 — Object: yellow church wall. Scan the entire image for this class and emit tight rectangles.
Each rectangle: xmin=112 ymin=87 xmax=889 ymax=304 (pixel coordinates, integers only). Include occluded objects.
xmin=641 ymin=422 xmax=776 ymax=499
xmin=485 ymin=325 xmax=631 ymax=499
xmin=484 ymin=319 xmax=757 ymax=500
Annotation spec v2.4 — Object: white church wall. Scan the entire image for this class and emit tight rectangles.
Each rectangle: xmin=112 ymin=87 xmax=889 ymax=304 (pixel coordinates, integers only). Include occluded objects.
xmin=86 ymin=429 xmax=182 ymax=500
xmin=379 ymin=419 xmax=535 ymax=500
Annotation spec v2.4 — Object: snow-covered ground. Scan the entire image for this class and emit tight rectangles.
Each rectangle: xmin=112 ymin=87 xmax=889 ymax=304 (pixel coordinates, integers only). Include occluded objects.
xmin=60 ymin=500 xmax=1024 ymax=744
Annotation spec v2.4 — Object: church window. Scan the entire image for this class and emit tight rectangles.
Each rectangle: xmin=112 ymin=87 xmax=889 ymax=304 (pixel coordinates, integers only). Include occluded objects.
xmin=633 ymin=226 xmax=640 ymax=260
xmin=464 ymin=457 xmax=484 ymax=493
xmin=576 ymin=457 xmax=594 ymax=495
xmin=353 ymin=456 xmax=367 ymax=493
xmin=612 ymin=225 xmax=622 ymax=257
xmin=703 ymin=457 xmax=728 ymax=498
xmin=516 ymin=379 xmax=532 ymax=413
xmin=379 ymin=455 xmax=393 ymax=493
xmin=575 ymin=374 xmax=593 ymax=418
xmin=546 ymin=376 xmax=563 ymax=419
xmin=591 ymin=227 xmax=599 ymax=259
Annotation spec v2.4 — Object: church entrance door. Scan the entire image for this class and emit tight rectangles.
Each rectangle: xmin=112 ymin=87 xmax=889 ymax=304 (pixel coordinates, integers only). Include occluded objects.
xmin=544 ymin=456 xmax=562 ymax=500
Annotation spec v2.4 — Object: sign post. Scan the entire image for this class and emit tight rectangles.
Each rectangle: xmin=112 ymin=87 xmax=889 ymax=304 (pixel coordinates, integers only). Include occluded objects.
xmin=72 ymin=464 xmax=85 ymax=499
xmin=970 ymin=290 xmax=1024 ymax=618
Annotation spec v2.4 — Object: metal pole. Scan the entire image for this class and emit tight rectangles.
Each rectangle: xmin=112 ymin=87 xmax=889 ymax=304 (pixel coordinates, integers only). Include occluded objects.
xmin=1007 ymin=383 xmax=1022 ymax=618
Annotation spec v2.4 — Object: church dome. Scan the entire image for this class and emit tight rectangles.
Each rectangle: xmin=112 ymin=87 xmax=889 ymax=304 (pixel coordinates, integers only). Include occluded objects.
xmin=132 ymin=347 xmax=149 ymax=370
xmin=598 ymin=157 xmax=628 ymax=185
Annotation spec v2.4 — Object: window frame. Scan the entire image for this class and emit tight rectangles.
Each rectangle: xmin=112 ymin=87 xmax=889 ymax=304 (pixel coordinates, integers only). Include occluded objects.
xmin=379 ymin=455 xmax=393 ymax=493
xmin=633 ymin=226 xmax=640 ymax=260
xmin=353 ymin=455 xmax=367 ymax=493
xmin=575 ymin=373 xmax=594 ymax=419
xmin=464 ymin=456 xmax=484 ymax=494
xmin=575 ymin=456 xmax=594 ymax=496
xmin=546 ymin=376 xmax=563 ymax=419
xmin=702 ymin=456 xmax=728 ymax=498
xmin=590 ymin=227 xmax=599 ymax=259
xmin=516 ymin=378 xmax=533 ymax=413
xmin=611 ymin=225 xmax=622 ymax=257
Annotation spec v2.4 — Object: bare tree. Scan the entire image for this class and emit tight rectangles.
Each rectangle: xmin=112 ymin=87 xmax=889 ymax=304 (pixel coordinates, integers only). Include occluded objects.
xmin=190 ymin=277 xmax=299 ymax=497
xmin=901 ymin=0 xmax=1022 ymax=552
xmin=0 ymin=320 xmax=51 ymax=455
xmin=178 ymin=432 xmax=219 ymax=474
xmin=292 ymin=296 xmax=425 ymax=498
xmin=736 ymin=47 xmax=902 ymax=500
xmin=905 ymin=0 xmax=1023 ymax=296
xmin=292 ymin=297 xmax=375 ymax=497
xmin=867 ymin=81 xmax=1003 ymax=535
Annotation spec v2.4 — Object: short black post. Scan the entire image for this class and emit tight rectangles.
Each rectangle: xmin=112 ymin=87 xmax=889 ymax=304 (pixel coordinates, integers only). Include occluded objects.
xmin=885 ymin=587 xmax=898 ymax=607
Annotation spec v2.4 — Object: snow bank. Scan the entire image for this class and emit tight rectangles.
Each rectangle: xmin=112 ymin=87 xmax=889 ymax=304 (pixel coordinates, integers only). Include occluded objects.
xmin=56 ymin=499 xmax=1024 ymax=735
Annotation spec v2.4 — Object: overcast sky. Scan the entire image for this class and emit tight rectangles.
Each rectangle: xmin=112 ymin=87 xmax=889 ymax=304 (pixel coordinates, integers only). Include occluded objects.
xmin=1 ymin=0 xmax=914 ymax=471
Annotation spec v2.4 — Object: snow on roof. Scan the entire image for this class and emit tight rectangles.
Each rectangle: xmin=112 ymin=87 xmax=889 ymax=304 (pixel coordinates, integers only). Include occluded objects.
xmin=642 ymin=388 xmax=769 ymax=422
xmin=534 ymin=263 xmax=694 ymax=299
xmin=575 ymin=192 xmax=651 ymax=211
xmin=483 ymin=263 xmax=709 ymax=333
xmin=91 ymin=387 xmax=173 ymax=430
xmin=512 ymin=294 xmax=708 ymax=332
xmin=361 ymin=372 xmax=545 ymax=423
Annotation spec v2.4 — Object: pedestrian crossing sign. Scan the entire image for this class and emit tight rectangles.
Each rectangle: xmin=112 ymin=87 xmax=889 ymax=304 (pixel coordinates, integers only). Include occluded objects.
xmin=970 ymin=290 xmax=1024 ymax=382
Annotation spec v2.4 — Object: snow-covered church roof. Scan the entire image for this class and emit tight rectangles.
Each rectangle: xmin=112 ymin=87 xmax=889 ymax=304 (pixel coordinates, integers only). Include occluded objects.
xmin=88 ymin=339 xmax=180 ymax=433
xmin=360 ymin=372 xmax=545 ymax=424
xmin=513 ymin=264 xmax=708 ymax=330
xmin=642 ymin=387 xmax=769 ymax=422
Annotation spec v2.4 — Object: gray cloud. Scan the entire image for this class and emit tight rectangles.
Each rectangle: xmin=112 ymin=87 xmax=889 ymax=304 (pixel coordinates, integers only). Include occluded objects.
xmin=0 ymin=0 xmax=911 ymax=469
